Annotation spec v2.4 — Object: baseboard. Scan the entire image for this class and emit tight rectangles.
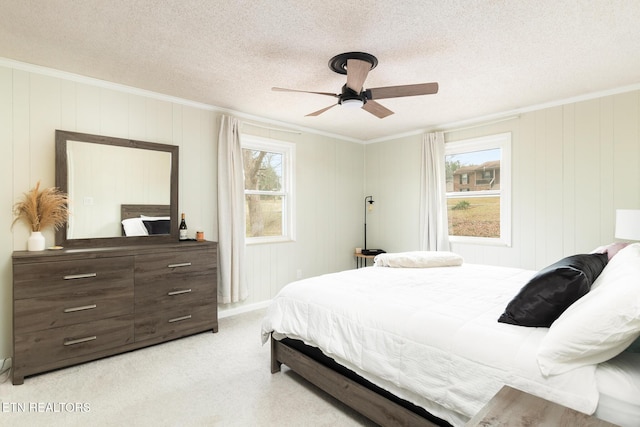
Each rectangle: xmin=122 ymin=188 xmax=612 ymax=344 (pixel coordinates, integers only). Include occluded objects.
xmin=218 ymin=300 xmax=271 ymax=319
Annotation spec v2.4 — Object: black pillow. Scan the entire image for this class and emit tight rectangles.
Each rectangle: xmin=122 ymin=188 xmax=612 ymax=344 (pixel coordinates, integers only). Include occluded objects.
xmin=498 ymin=253 xmax=608 ymax=327
xmin=142 ymin=219 xmax=171 ymax=235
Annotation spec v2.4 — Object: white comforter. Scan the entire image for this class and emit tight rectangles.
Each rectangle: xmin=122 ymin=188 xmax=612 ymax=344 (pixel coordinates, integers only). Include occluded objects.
xmin=261 ymin=264 xmax=600 ymax=426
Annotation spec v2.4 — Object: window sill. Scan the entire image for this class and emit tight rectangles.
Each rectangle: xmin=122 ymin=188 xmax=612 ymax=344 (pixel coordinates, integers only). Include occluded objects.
xmin=246 ymin=237 xmax=296 ymax=245
xmin=449 ymin=236 xmax=511 ymax=247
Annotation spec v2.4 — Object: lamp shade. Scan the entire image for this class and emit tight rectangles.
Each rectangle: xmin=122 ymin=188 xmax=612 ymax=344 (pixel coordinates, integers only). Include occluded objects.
xmin=615 ymin=209 xmax=640 ymax=240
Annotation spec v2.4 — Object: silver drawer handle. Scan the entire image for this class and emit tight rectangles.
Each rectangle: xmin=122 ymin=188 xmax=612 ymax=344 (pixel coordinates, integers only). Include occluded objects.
xmin=63 ymin=273 xmax=97 ymax=280
xmin=167 ymin=289 xmax=192 ymax=296
xmin=167 ymin=262 xmax=192 ymax=268
xmin=168 ymin=315 xmax=192 ymax=323
xmin=64 ymin=336 xmax=97 ymax=346
xmin=64 ymin=304 xmax=97 ymax=313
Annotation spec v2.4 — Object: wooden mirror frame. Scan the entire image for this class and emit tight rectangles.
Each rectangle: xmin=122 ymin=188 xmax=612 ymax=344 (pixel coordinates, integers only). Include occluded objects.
xmin=55 ymin=130 xmax=179 ymax=248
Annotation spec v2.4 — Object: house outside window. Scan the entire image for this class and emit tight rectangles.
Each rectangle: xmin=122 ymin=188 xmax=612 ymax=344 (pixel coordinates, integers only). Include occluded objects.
xmin=242 ymin=135 xmax=295 ymax=244
xmin=445 ymin=133 xmax=511 ymax=246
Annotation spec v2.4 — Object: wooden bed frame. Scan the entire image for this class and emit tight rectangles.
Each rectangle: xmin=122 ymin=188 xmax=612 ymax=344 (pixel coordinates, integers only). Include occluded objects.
xmin=120 ymin=204 xmax=170 ymax=236
xmin=120 ymin=204 xmax=170 ymax=220
xmin=270 ymin=337 xmax=446 ymax=427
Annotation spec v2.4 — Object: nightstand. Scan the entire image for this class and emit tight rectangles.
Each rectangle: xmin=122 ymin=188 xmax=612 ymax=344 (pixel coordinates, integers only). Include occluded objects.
xmin=466 ymin=386 xmax=617 ymax=426
xmin=354 ymin=253 xmax=376 ymax=268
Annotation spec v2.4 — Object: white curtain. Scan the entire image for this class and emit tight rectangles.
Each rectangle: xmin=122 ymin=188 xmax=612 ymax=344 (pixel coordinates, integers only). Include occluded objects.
xmin=419 ymin=132 xmax=451 ymax=251
xmin=217 ymin=115 xmax=248 ymax=303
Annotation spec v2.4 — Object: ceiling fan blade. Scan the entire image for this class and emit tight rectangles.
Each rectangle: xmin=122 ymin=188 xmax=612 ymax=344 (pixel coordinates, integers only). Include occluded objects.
xmin=272 ymin=87 xmax=339 ymax=98
xmin=306 ymin=103 xmax=338 ymax=117
xmin=346 ymin=59 xmax=371 ymax=93
xmin=366 ymin=82 xmax=439 ymax=100
xmin=362 ymin=100 xmax=394 ymax=119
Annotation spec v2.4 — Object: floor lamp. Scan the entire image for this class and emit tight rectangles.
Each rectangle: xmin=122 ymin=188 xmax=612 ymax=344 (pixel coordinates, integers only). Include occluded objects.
xmin=362 ymin=196 xmax=384 ymax=256
xmin=364 ymin=195 xmax=374 ymax=250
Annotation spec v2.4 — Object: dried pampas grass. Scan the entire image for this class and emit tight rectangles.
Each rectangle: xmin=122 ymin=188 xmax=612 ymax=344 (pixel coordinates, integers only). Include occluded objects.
xmin=12 ymin=181 xmax=69 ymax=232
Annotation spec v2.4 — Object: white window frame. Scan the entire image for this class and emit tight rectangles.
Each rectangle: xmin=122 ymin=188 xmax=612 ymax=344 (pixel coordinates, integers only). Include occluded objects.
xmin=445 ymin=132 xmax=511 ymax=246
xmin=241 ymin=135 xmax=296 ymax=244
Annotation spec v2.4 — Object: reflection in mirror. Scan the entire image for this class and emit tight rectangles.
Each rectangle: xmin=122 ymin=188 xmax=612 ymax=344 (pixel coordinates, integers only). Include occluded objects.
xmin=67 ymin=141 xmax=172 ymax=239
xmin=55 ymin=130 xmax=179 ymax=248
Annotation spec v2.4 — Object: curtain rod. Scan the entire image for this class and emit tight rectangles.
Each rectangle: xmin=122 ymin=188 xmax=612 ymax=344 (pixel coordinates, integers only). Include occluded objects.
xmin=241 ymin=121 xmax=302 ymax=134
xmin=441 ymin=115 xmax=520 ymax=134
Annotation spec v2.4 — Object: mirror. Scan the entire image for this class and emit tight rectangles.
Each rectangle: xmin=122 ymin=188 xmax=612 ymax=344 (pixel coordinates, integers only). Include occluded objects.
xmin=55 ymin=130 xmax=179 ymax=248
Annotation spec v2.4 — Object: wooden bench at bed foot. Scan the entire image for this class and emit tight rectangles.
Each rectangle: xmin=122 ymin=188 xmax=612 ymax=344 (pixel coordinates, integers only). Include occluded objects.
xmin=466 ymin=385 xmax=618 ymax=427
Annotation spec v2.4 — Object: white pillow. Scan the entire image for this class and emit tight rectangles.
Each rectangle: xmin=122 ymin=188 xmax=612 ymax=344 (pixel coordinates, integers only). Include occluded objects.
xmin=537 ymin=243 xmax=640 ymax=376
xmin=140 ymin=215 xmax=170 ymax=221
xmin=121 ymin=218 xmax=149 ymax=236
xmin=373 ymin=251 xmax=463 ymax=268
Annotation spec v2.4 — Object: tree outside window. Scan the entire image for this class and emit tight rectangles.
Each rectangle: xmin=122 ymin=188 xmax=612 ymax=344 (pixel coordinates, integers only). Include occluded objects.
xmin=241 ymin=136 xmax=295 ymax=243
xmin=243 ymin=149 xmax=283 ymax=237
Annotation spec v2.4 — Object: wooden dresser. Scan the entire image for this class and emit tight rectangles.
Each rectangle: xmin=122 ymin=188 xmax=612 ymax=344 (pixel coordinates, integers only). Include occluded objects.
xmin=12 ymin=241 xmax=217 ymax=385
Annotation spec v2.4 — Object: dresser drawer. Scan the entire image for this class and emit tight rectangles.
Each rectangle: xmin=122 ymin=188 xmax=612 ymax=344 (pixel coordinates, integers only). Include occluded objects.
xmin=134 ymin=299 xmax=216 ymax=342
xmin=135 ymin=284 xmax=214 ymax=310
xmin=14 ymin=284 xmax=133 ymax=334
xmin=13 ymin=256 xmax=134 ymax=300
xmin=14 ymin=315 xmax=134 ymax=368
xmin=134 ymin=274 xmax=214 ymax=309
xmin=135 ymin=248 xmax=216 ymax=282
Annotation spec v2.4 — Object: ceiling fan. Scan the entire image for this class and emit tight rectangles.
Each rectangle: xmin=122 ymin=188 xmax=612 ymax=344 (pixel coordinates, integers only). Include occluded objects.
xmin=272 ymin=52 xmax=438 ymax=119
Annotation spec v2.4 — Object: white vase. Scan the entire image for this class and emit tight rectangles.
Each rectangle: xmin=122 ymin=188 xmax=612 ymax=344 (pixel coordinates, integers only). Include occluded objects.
xmin=27 ymin=231 xmax=46 ymax=251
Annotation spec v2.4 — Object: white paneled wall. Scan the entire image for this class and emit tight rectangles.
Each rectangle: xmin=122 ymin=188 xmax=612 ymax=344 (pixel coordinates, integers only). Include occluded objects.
xmin=365 ymin=91 xmax=640 ymax=270
xmin=0 ymin=66 xmax=13 ymax=367
xmin=364 ymin=137 xmax=423 ymax=253
xmin=0 ymin=63 xmax=364 ymax=359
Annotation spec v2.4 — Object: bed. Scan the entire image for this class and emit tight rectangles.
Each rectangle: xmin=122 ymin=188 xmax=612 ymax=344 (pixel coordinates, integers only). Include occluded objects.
xmin=120 ymin=204 xmax=171 ymax=236
xmin=262 ymin=245 xmax=640 ymax=426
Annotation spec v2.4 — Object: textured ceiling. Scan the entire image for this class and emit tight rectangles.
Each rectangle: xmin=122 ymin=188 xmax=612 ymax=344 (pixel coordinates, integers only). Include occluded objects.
xmin=1 ymin=1 xmax=640 ymax=141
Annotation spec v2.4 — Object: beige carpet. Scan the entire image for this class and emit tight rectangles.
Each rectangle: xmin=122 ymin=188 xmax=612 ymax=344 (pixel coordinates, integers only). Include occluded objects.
xmin=0 ymin=309 xmax=375 ymax=426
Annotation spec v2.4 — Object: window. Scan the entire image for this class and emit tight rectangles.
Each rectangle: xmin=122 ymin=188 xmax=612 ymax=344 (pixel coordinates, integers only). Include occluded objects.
xmin=445 ymin=133 xmax=511 ymax=246
xmin=242 ymin=135 xmax=295 ymax=244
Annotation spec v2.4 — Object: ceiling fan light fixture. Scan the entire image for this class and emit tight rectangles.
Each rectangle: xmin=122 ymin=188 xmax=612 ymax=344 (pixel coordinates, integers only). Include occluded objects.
xmin=341 ymin=98 xmax=364 ymax=109
xmin=274 ymin=52 xmax=438 ymax=119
